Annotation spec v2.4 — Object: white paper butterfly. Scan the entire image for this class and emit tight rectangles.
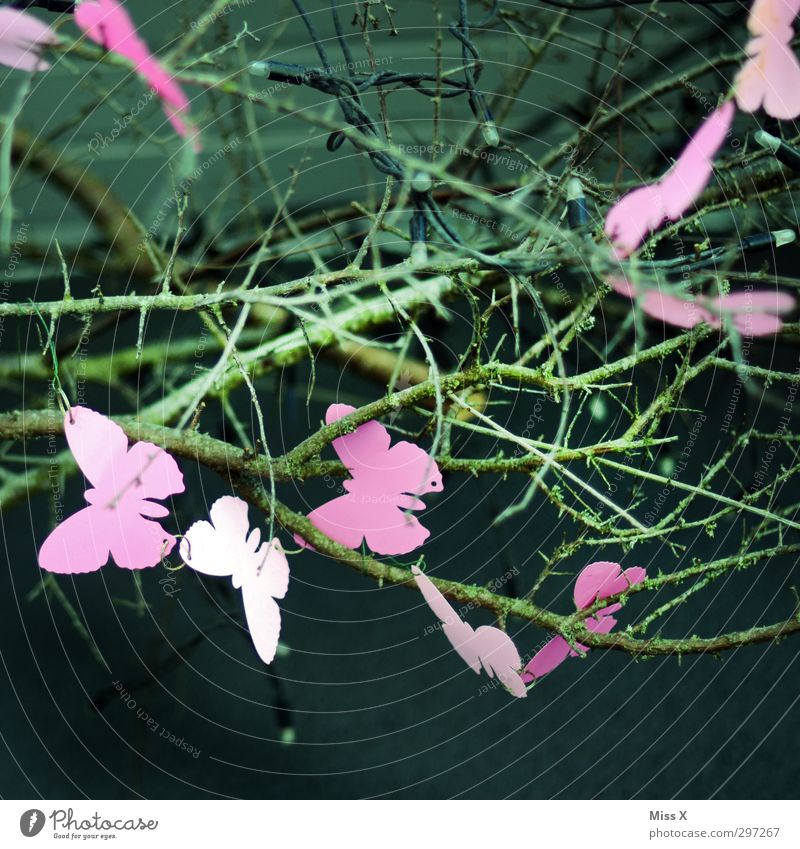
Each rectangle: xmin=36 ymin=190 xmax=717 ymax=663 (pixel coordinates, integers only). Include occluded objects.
xmin=179 ymin=496 xmax=289 ymax=664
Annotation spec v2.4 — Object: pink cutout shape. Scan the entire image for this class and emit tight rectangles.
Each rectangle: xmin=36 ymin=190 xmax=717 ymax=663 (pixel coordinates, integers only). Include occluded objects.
xmin=521 ymin=561 xmax=646 ymax=683
xmin=698 ymin=290 xmax=795 ymax=335
xmin=735 ymin=0 xmax=800 ymax=119
xmin=180 ymin=496 xmax=290 ymax=665
xmin=75 ymin=0 xmax=199 ymax=148
xmin=604 ymin=103 xmax=735 ymax=258
xmin=38 ymin=406 xmax=185 ymax=573
xmin=412 ymin=565 xmax=526 ymax=698
xmin=295 ymin=404 xmax=443 ymax=556
xmin=608 ymin=274 xmax=795 ymax=335
xmin=0 ymin=9 xmax=57 ymax=72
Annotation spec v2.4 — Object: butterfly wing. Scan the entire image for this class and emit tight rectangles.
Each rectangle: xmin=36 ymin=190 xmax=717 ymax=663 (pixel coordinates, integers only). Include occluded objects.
xmin=64 ymin=407 xmax=129 ymax=489
xmin=735 ymin=52 xmax=768 ymax=114
xmin=521 ymin=616 xmax=619 ymax=683
xmin=297 ymin=404 xmax=390 ymax=549
xmin=362 ymin=500 xmax=431 ymax=555
xmin=585 ymin=614 xmax=618 ymax=635
xmin=698 ymin=290 xmax=795 ymax=335
xmin=0 ymin=9 xmax=56 ymax=71
xmin=90 ymin=428 xmax=183 ymax=570
xmin=573 ymin=561 xmax=624 ymax=609
xmin=605 ymin=103 xmax=733 ymax=257
xmin=253 ymin=537 xmax=290 ymax=600
xmin=305 ymin=405 xmax=439 ymax=555
xmin=295 ymin=494 xmax=367 ymax=551
xmin=108 ymin=508 xmax=176 ymax=569
xmin=113 ymin=441 xmax=185 ymax=503
xmin=239 ymin=538 xmax=290 ymax=664
xmin=325 ymin=403 xmax=360 ymax=426
xmin=606 ymin=274 xmax=636 ymax=298
xmin=521 ymin=635 xmax=572 ymax=683
xmin=241 ymin=577 xmax=283 ymax=665
xmin=414 ymin=567 xmax=525 ymax=695
xmin=736 ymin=36 xmax=800 ymax=119
xmin=297 ymin=491 xmax=433 ymax=555
xmin=595 ymin=566 xmax=647 ymax=616
xmin=75 ymin=0 xmax=196 ymax=145
xmin=607 ymin=274 xmax=712 ymax=330
xmin=622 ymin=566 xmax=647 ymax=587
xmin=38 ymin=506 xmax=113 ymax=573
xmin=604 ymin=186 xmax=666 ymax=258
xmin=66 ymin=407 xmax=184 ymax=504
xmin=640 ymin=292 xmax=709 ymax=330
xmin=380 ymin=441 xmax=443 ymax=497
xmin=75 ymin=0 xmax=147 ymax=63
xmin=325 ymin=403 xmax=392 ymax=475
xmin=703 ymin=290 xmax=795 ymax=316
xmin=747 ymin=0 xmax=800 ymax=36
xmin=473 ymin=625 xmax=526 ymax=698
xmin=574 ymin=561 xmax=646 ymax=617
xmin=326 ymin=404 xmax=442 ymax=495
xmin=45 ymin=407 xmax=182 ymax=572
xmin=523 ymin=562 xmax=646 ymax=683
xmin=658 ymin=102 xmax=734 ymax=219
xmin=179 ymin=496 xmax=253 ymax=578
xmin=73 ymin=0 xmax=104 ymax=41
xmin=180 ymin=497 xmax=289 ymax=664
xmin=412 ymin=566 xmax=480 ymax=672
xmin=138 ymin=56 xmax=193 ymax=138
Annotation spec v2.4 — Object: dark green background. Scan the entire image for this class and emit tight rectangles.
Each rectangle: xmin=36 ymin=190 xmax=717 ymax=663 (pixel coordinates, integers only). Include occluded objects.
xmin=1 ymin=0 xmax=798 ymax=799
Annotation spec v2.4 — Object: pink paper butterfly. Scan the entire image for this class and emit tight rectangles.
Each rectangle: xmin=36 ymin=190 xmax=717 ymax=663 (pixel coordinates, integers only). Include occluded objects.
xmin=412 ymin=566 xmax=526 ymax=698
xmin=698 ymin=290 xmax=795 ymax=334
xmin=295 ymin=404 xmax=442 ymax=556
xmin=604 ymin=102 xmax=734 ymax=257
xmin=0 ymin=8 xmax=56 ymax=72
xmin=38 ymin=406 xmax=185 ymax=573
xmin=521 ymin=561 xmax=646 ymax=683
xmin=75 ymin=0 xmax=199 ymax=147
xmin=735 ymin=0 xmax=800 ymax=119
xmin=180 ymin=496 xmax=290 ymax=665
xmin=608 ymin=275 xmax=795 ymax=335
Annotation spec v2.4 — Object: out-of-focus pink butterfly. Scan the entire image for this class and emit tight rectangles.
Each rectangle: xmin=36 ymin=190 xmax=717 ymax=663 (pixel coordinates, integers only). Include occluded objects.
xmin=75 ymin=0 xmax=199 ymax=148
xmin=604 ymin=102 xmax=734 ymax=257
xmin=697 ymin=290 xmax=795 ymax=334
xmin=295 ymin=404 xmax=442 ymax=556
xmin=608 ymin=275 xmax=795 ymax=335
xmin=735 ymin=0 xmax=800 ymax=119
xmin=521 ymin=561 xmax=646 ymax=683
xmin=180 ymin=496 xmax=289 ymax=665
xmin=0 ymin=8 xmax=56 ymax=72
xmin=38 ymin=407 xmax=185 ymax=574
xmin=412 ymin=566 xmax=526 ymax=698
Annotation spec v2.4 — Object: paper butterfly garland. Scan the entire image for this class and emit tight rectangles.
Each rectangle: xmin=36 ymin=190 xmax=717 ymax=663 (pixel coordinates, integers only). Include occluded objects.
xmin=521 ymin=561 xmax=646 ymax=682
xmin=38 ymin=406 xmax=185 ymax=573
xmin=75 ymin=0 xmax=199 ymax=148
xmin=295 ymin=404 xmax=443 ymax=556
xmin=604 ymin=102 xmax=734 ymax=258
xmin=735 ymin=0 xmax=800 ymax=119
xmin=412 ymin=566 xmax=526 ymax=698
xmin=608 ymin=275 xmax=795 ymax=335
xmin=0 ymin=8 xmax=57 ymax=72
xmin=180 ymin=496 xmax=290 ymax=665
xmin=605 ymin=0 xmax=800 ymax=256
